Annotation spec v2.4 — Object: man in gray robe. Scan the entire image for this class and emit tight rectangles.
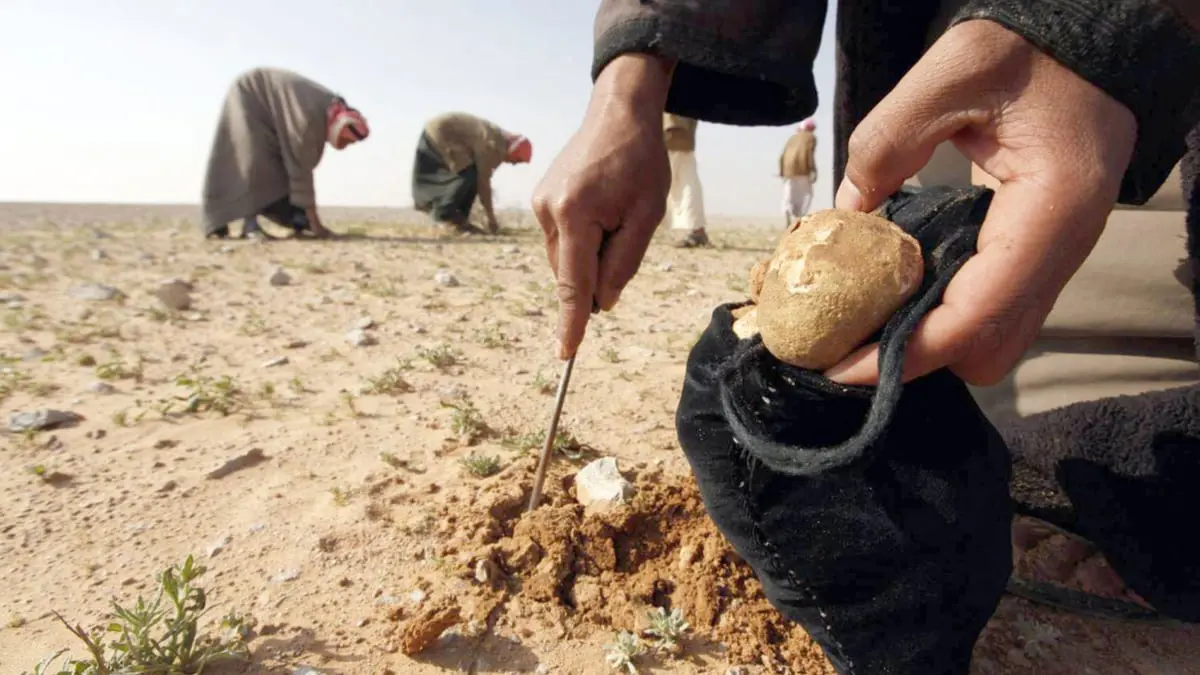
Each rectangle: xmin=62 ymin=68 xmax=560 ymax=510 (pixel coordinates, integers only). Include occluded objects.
xmin=201 ymin=67 xmax=370 ymax=240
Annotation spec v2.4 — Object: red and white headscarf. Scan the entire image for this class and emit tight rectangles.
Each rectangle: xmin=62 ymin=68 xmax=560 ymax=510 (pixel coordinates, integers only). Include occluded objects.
xmin=327 ymin=98 xmax=370 ymax=147
xmin=506 ymin=134 xmax=533 ymax=163
xmin=798 ymin=117 xmax=816 ymax=132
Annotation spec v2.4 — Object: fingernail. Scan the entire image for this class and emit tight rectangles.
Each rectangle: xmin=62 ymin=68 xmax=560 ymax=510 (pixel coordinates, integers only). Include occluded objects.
xmin=835 ymin=179 xmax=864 ymax=211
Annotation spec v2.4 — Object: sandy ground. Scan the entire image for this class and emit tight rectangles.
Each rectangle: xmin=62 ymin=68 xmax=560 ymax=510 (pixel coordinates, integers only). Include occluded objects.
xmin=1 ymin=203 xmax=1198 ymax=675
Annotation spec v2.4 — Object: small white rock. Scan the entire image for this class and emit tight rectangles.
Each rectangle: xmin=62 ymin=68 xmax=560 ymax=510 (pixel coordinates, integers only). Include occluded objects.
xmin=354 ymin=316 xmax=375 ymax=330
xmin=260 ymin=356 xmax=289 ymax=368
xmin=268 ymin=267 xmax=291 ymax=286
xmin=275 ymin=568 xmax=300 ymax=583
xmin=68 ymin=283 xmax=122 ymax=302
xmin=207 ymin=534 xmax=232 ymax=558
xmin=433 ymin=269 xmax=460 ymax=287
xmin=87 ymin=381 xmax=116 ymax=395
xmin=155 ymin=278 xmax=193 ymax=311
xmin=574 ymin=457 xmax=635 ymax=507
xmin=345 ymin=329 xmax=377 ymax=347
xmin=90 ymin=249 xmax=109 ymax=261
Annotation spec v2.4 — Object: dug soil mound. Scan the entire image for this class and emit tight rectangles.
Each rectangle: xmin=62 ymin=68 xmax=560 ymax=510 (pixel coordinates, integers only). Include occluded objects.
xmin=390 ymin=460 xmax=836 ymax=672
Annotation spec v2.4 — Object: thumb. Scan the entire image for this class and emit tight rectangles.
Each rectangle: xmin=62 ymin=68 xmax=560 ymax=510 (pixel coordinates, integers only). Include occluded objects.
xmin=835 ymin=58 xmax=980 ymax=212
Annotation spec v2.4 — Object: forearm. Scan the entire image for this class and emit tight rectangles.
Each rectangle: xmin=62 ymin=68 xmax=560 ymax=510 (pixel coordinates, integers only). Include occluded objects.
xmin=592 ymin=0 xmax=827 ymax=125
xmin=477 ymin=177 xmax=497 ymax=222
xmin=951 ymin=0 xmax=1200 ymax=205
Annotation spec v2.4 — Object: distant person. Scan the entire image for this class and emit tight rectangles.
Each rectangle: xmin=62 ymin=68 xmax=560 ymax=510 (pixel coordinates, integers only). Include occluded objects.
xmin=412 ymin=112 xmax=532 ymax=236
xmin=663 ymin=113 xmax=711 ymax=248
xmin=780 ymin=118 xmax=818 ymax=226
xmin=201 ymin=67 xmax=370 ymax=240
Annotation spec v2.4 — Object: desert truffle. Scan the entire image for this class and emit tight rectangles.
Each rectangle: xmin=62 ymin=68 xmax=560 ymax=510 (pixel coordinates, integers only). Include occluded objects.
xmin=731 ymin=305 xmax=761 ymax=340
xmin=754 ymin=209 xmax=923 ymax=370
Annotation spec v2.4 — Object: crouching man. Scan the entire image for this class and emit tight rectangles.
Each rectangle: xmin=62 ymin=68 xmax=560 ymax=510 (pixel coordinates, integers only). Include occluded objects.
xmin=201 ymin=67 xmax=370 ymax=240
xmin=412 ymin=112 xmax=532 ymax=235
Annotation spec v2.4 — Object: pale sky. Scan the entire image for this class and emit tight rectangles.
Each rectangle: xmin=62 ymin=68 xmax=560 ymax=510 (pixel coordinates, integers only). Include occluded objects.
xmin=0 ymin=1 xmax=836 ymax=218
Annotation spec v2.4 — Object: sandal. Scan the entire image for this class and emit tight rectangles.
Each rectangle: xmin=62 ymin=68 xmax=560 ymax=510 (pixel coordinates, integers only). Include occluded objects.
xmin=673 ymin=229 xmax=712 ymax=249
xmin=1007 ymin=515 xmax=1175 ymax=623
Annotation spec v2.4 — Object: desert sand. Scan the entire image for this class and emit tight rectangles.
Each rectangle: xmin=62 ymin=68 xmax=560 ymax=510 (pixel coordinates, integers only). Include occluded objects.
xmin=2 ymin=202 xmax=1198 ymax=675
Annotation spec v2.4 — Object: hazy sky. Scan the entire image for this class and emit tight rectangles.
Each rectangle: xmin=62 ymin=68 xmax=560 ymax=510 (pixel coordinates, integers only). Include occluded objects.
xmin=0 ymin=1 xmax=836 ymax=217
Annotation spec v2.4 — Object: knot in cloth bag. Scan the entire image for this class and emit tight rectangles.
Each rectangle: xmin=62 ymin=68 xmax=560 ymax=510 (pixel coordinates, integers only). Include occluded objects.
xmin=676 ymin=186 xmax=1013 ymax=674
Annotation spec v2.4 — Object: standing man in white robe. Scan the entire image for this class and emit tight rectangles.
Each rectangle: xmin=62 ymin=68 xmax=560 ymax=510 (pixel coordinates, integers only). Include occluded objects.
xmin=663 ymin=113 xmax=711 ymax=248
xmin=780 ymin=117 xmax=818 ymax=227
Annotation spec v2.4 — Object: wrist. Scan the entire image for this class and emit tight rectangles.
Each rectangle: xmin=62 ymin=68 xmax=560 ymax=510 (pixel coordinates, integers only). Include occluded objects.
xmin=590 ymin=53 xmax=676 ymax=118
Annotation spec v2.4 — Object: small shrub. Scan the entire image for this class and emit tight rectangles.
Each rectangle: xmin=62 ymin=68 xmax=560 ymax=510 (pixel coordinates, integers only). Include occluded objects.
xmin=417 ymin=343 xmax=462 ymax=370
xmin=170 ymin=368 xmax=245 ymax=416
xmin=644 ymin=607 xmax=690 ymax=655
xmin=442 ymin=397 xmax=488 ymax=442
xmin=604 ymin=631 xmax=646 ymax=674
xmin=29 ymin=555 xmax=250 ymax=675
xmin=458 ymin=452 xmax=502 ymax=478
xmin=363 ymin=360 xmax=414 ymax=395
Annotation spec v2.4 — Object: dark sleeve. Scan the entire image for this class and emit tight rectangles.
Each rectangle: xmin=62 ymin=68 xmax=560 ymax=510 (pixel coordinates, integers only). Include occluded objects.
xmin=950 ymin=0 xmax=1200 ymax=206
xmin=592 ymin=0 xmax=828 ymax=126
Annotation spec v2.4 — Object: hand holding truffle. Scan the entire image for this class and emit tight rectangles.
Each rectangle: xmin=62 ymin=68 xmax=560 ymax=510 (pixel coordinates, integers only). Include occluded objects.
xmin=826 ymin=20 xmax=1137 ymax=387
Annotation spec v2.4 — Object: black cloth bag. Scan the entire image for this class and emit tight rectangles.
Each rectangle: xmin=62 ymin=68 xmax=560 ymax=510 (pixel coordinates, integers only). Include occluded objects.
xmin=1004 ymin=383 xmax=1200 ymax=622
xmin=411 ymin=131 xmax=479 ymax=227
xmin=676 ymin=186 xmax=1013 ymax=674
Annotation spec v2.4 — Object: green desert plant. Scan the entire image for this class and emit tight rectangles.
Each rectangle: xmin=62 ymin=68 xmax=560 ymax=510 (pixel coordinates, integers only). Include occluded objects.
xmin=170 ymin=369 xmax=245 ymax=416
xmin=442 ymin=396 xmax=488 ymax=442
xmin=363 ymin=360 xmax=414 ymax=395
xmin=458 ymin=451 xmax=502 ymax=478
xmin=604 ymin=631 xmax=647 ymax=674
xmin=416 ymin=342 xmax=462 ymax=370
xmin=27 ymin=555 xmax=250 ymax=675
xmin=645 ymin=607 xmax=690 ymax=655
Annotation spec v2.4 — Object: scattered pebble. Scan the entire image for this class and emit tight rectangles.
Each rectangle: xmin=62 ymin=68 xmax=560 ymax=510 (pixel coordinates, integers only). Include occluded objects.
xmin=249 ymin=523 xmax=267 ymax=533
xmin=0 ymin=292 xmax=26 ymax=303
xmin=433 ymin=269 xmax=460 ymax=287
xmin=205 ymin=448 xmax=267 ymax=479
xmin=660 ymin=262 xmax=674 ymax=271
xmin=155 ymin=278 xmax=193 ymax=311
xmin=8 ymin=409 xmax=82 ymax=433
xmin=346 ymin=329 xmax=377 ymax=347
xmin=90 ymin=249 xmax=109 ymax=261
xmin=502 ymin=245 xmax=520 ymax=255
xmin=275 ymin=568 xmax=301 ymax=583
xmin=574 ymin=457 xmax=635 ymax=507
xmin=157 ymin=480 xmax=178 ymax=493
xmin=261 ymin=356 xmax=289 ymax=368
xmin=207 ymin=534 xmax=233 ymax=558
xmin=22 ymin=347 xmax=47 ymax=362
xmin=293 ymin=667 xmax=325 ymax=675
xmin=268 ymin=267 xmax=291 ymax=286
xmin=354 ymin=316 xmax=375 ymax=330
xmin=86 ymin=381 xmax=116 ymax=395
xmin=282 ymin=339 xmax=309 ymax=349
xmin=67 ymin=283 xmax=123 ymax=301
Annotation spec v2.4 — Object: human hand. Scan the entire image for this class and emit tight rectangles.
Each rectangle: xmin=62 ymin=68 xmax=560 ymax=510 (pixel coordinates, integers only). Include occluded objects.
xmin=824 ymin=19 xmax=1136 ymax=387
xmin=532 ymin=54 xmax=675 ymax=360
